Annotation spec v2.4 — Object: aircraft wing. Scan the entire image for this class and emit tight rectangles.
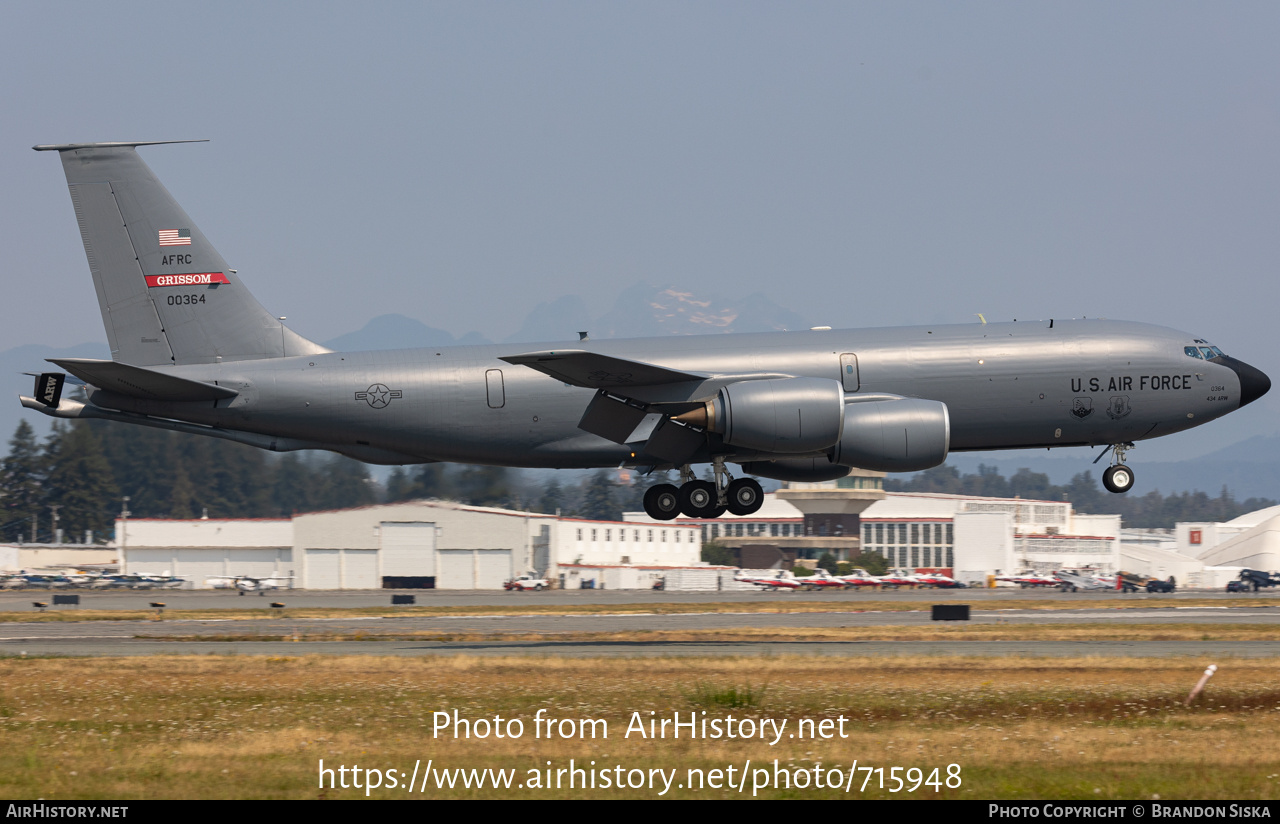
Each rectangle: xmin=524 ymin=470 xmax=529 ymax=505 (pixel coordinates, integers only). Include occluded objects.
xmin=500 ymin=350 xmax=797 ymax=464
xmin=498 ymin=350 xmax=706 ymax=389
xmin=47 ymin=358 xmax=238 ymax=402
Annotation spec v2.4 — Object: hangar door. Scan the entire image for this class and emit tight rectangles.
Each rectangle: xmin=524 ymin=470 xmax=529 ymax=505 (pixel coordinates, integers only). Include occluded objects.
xmin=380 ymin=522 xmax=436 ymax=577
xmin=344 ymin=550 xmax=379 ymax=589
xmin=173 ymin=549 xmax=227 ymax=584
xmin=306 ymin=549 xmax=340 ymax=589
xmin=305 ymin=549 xmax=378 ymax=589
xmin=436 ymin=549 xmax=512 ymax=589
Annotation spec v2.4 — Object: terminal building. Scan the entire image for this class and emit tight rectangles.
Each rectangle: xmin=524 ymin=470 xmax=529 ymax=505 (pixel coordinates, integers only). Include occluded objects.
xmin=626 ymin=473 xmax=1121 ymax=585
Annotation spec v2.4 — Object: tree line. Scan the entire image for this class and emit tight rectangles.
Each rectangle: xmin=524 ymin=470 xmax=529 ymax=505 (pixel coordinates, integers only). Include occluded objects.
xmin=4 ymin=417 xmax=1269 ymax=544
xmin=885 ymin=463 xmax=1277 ymax=529
xmin=0 ymin=419 xmax=669 ymax=544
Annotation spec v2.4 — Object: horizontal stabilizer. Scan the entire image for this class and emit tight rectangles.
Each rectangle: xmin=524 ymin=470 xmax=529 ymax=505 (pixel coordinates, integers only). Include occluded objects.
xmin=500 ymin=350 xmax=704 ymax=388
xmin=33 ymin=140 xmax=209 ymax=152
xmin=47 ymin=358 xmax=237 ymax=401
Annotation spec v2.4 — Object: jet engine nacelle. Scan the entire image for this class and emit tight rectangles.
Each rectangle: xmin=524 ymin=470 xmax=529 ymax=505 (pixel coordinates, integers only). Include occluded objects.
xmin=711 ymin=377 xmax=845 ymax=454
xmin=829 ymin=397 xmax=950 ymax=472
xmin=738 ymin=458 xmax=852 ymax=483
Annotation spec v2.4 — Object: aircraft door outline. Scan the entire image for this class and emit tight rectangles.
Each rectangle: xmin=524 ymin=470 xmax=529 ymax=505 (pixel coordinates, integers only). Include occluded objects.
xmin=486 ymin=368 xmax=506 ymax=409
xmin=840 ymin=353 xmax=860 ymax=392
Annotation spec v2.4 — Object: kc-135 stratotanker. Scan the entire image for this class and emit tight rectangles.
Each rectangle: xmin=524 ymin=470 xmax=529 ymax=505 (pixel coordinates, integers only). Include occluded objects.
xmin=20 ymin=141 xmax=1271 ymax=520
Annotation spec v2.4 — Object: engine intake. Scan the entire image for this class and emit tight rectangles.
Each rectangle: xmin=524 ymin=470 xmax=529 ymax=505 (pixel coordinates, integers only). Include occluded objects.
xmin=829 ymin=398 xmax=950 ymax=472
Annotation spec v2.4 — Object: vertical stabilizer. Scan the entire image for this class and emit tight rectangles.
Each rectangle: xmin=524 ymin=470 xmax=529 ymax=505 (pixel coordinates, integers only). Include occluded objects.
xmin=36 ymin=142 xmax=329 ymax=366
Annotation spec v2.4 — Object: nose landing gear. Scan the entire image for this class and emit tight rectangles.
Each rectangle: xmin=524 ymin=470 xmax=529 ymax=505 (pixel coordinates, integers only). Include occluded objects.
xmin=1097 ymin=442 xmax=1136 ymax=494
xmin=640 ymin=459 xmax=765 ymax=519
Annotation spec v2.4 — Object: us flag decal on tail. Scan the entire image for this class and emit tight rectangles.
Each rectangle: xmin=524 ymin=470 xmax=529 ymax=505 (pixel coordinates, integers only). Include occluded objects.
xmin=158 ymin=228 xmax=192 ymax=246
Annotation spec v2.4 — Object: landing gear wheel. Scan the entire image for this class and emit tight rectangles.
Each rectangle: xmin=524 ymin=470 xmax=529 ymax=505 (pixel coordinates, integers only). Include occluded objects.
xmin=644 ymin=484 xmax=681 ymax=520
xmin=726 ymin=478 xmax=764 ymax=516
xmin=679 ymin=480 xmax=719 ymax=517
xmin=1103 ymin=464 xmax=1135 ymax=494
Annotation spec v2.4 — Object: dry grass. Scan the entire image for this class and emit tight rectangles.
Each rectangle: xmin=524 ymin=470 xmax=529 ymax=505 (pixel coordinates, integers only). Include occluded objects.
xmin=1 ymin=595 xmax=1274 ymax=624
xmin=0 ymin=655 xmax=1277 ymax=799
xmin=143 ymin=622 xmax=1280 ymax=644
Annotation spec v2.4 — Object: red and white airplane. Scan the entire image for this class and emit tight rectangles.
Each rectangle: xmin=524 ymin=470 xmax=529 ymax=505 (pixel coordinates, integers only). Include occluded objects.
xmin=837 ymin=568 xmax=883 ymax=588
xmin=877 ymin=568 xmax=921 ymax=589
xmin=913 ymin=570 xmax=966 ymax=588
xmin=994 ymin=571 xmax=1060 ymax=588
xmin=734 ymin=569 xmax=803 ymax=591
xmin=796 ymin=569 xmax=849 ymax=590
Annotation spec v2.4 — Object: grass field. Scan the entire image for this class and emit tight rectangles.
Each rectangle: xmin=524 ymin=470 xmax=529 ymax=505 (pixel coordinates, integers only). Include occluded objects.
xmin=127 ymin=622 xmax=1280 ymax=644
xmin=1 ymin=655 xmax=1276 ymax=799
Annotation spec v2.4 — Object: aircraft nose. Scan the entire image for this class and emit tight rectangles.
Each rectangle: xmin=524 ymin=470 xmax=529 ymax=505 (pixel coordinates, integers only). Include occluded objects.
xmin=1222 ymin=356 xmax=1271 ymax=407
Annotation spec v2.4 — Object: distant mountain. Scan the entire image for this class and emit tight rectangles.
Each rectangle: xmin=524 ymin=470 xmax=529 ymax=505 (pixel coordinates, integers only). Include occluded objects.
xmin=594 ymin=283 xmax=810 ymax=338
xmin=503 ymin=295 xmax=593 ymax=344
xmin=334 ymin=284 xmax=813 ymax=349
xmin=322 ymin=315 xmax=491 ymax=351
xmin=944 ymin=436 xmax=1280 ymax=502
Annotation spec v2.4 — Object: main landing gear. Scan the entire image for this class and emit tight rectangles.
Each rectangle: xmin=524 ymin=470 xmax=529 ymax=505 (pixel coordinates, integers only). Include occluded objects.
xmin=1098 ymin=442 xmax=1136 ymax=494
xmin=642 ymin=459 xmax=764 ymax=521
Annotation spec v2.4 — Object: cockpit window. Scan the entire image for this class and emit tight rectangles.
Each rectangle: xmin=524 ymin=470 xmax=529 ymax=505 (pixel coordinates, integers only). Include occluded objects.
xmin=1210 ymin=346 xmax=1225 ymax=358
xmin=1185 ymin=346 xmax=1203 ymax=359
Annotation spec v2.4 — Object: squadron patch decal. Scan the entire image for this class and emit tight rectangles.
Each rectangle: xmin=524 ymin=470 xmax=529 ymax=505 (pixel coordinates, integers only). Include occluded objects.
xmin=1105 ymin=395 xmax=1131 ymax=420
xmin=1070 ymin=397 xmax=1093 ymax=419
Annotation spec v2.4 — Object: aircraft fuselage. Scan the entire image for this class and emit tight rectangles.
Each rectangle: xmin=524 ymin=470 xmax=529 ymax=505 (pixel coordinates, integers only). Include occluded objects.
xmin=83 ymin=317 xmax=1254 ymax=469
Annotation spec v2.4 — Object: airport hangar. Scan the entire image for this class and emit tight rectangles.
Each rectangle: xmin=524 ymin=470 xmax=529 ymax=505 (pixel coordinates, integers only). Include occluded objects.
xmin=115 ymin=486 xmax=1122 ymax=591
xmin=116 ymin=501 xmax=709 ymax=590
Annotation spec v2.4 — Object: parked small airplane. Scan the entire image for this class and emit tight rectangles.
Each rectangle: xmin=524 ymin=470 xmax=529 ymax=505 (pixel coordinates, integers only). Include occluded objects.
xmin=1053 ymin=570 xmax=1112 ymax=592
xmin=795 ymin=568 xmax=848 ymax=590
xmin=22 ymin=141 xmax=1271 ymax=522
xmin=734 ymin=569 xmax=803 ymax=591
xmin=878 ymin=569 xmax=922 ymax=589
xmin=206 ymin=575 xmax=293 ymax=594
xmin=994 ymin=571 xmax=1060 ymax=588
xmin=913 ymin=570 xmax=965 ymax=588
xmin=837 ymin=568 xmax=883 ymax=588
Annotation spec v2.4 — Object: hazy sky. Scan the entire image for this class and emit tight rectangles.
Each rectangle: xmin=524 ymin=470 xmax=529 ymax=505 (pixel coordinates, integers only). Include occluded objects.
xmin=3 ymin=2 xmax=1278 ymax=460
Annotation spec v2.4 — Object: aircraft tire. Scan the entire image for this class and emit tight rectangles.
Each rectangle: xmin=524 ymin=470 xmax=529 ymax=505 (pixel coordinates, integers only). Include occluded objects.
xmin=1102 ymin=464 xmax=1135 ymax=494
xmin=726 ymin=478 xmax=764 ymax=516
xmin=679 ymin=480 xmax=719 ymax=517
xmin=644 ymin=484 xmax=681 ymax=520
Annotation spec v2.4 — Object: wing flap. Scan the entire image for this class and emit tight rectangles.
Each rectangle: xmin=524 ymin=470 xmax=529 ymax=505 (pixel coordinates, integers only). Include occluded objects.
xmin=499 ymin=350 xmax=705 ymax=388
xmin=47 ymin=358 xmax=238 ymax=401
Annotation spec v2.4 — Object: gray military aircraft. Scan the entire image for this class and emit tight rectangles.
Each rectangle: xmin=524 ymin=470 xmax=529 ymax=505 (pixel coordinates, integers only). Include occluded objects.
xmin=20 ymin=141 xmax=1271 ymax=520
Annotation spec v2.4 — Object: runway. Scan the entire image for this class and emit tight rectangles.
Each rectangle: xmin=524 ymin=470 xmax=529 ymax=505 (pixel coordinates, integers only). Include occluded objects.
xmin=1 ymin=595 xmax=1278 ymax=658
xmin=1 ymin=586 xmax=1273 ymax=612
